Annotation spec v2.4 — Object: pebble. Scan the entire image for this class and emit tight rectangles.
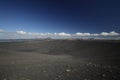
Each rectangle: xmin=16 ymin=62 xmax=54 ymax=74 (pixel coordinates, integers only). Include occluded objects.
xmin=65 ymin=69 xmax=71 ymax=72
xmin=43 ymin=70 xmax=47 ymax=73
xmin=56 ymin=75 xmax=61 ymax=78
xmin=3 ymin=78 xmax=7 ymax=80
xmin=84 ymin=78 xmax=88 ymax=80
xmin=102 ymin=74 xmax=106 ymax=77
xmin=109 ymin=69 xmax=112 ymax=72
xmin=55 ymin=75 xmax=61 ymax=80
xmin=11 ymin=61 xmax=15 ymax=65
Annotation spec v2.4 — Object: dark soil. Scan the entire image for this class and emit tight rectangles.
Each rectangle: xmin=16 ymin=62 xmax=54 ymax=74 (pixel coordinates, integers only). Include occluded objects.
xmin=0 ymin=40 xmax=120 ymax=80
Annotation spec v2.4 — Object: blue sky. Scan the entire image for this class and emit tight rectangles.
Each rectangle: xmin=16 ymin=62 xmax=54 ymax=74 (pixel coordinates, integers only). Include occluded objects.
xmin=0 ymin=0 xmax=120 ymax=39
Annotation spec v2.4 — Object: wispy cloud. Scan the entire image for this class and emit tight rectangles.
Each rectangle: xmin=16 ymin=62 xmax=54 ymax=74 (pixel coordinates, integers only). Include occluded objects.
xmin=0 ymin=29 xmax=4 ymax=32
xmin=0 ymin=29 xmax=120 ymax=39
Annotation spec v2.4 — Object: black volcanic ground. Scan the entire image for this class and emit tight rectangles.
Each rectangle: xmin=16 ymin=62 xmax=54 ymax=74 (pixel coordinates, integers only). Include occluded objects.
xmin=0 ymin=40 xmax=120 ymax=80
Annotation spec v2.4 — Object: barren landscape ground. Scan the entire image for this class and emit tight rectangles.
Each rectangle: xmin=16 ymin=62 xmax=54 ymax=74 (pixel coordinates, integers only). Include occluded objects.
xmin=0 ymin=40 xmax=120 ymax=80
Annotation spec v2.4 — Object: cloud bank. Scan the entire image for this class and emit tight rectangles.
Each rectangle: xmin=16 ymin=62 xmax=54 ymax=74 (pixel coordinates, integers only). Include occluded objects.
xmin=76 ymin=31 xmax=119 ymax=36
xmin=0 ymin=29 xmax=120 ymax=40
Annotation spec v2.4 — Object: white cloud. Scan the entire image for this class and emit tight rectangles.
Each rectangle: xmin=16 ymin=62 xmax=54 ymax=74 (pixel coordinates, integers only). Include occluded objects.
xmin=28 ymin=32 xmax=40 ymax=35
xmin=101 ymin=32 xmax=109 ymax=36
xmin=101 ymin=31 xmax=119 ymax=36
xmin=75 ymin=32 xmax=83 ymax=36
xmin=75 ymin=32 xmax=91 ymax=36
xmin=110 ymin=31 xmax=119 ymax=36
xmin=91 ymin=33 xmax=100 ymax=36
xmin=57 ymin=32 xmax=71 ymax=36
xmin=28 ymin=32 xmax=53 ymax=36
xmin=16 ymin=31 xmax=27 ymax=35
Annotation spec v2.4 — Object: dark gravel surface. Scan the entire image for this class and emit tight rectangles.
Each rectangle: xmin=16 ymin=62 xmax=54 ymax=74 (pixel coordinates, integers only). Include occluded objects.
xmin=0 ymin=40 xmax=120 ymax=80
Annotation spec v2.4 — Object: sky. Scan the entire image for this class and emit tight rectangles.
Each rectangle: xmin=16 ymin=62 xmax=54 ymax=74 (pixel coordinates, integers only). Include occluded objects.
xmin=0 ymin=0 xmax=120 ymax=39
